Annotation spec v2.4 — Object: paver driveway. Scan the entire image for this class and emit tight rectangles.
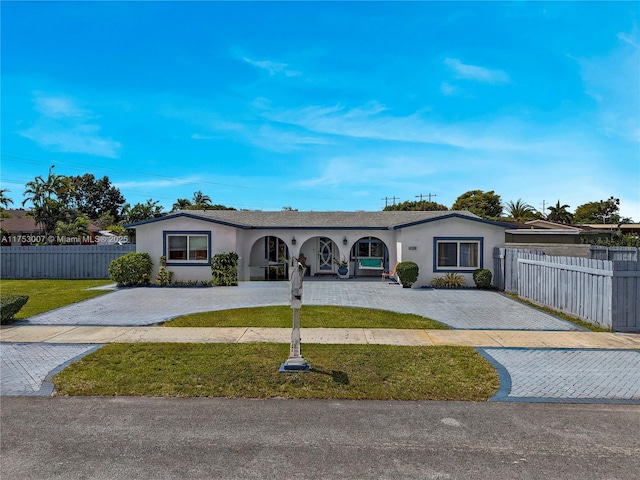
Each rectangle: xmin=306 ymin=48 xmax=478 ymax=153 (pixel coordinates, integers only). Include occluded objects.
xmin=3 ymin=281 xmax=639 ymax=402
xmin=16 ymin=281 xmax=580 ymax=331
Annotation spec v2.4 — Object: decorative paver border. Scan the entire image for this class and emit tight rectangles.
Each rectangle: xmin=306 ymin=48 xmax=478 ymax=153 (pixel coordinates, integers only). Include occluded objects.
xmin=1 ymin=343 xmax=103 ymax=396
xmin=477 ymin=347 xmax=640 ymax=404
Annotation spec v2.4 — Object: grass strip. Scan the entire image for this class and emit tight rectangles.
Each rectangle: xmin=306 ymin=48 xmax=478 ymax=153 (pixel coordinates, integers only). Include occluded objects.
xmin=53 ymin=343 xmax=498 ymax=401
xmin=164 ymin=305 xmax=448 ymax=330
xmin=503 ymin=293 xmax=611 ymax=332
xmin=0 ymin=279 xmax=114 ymax=319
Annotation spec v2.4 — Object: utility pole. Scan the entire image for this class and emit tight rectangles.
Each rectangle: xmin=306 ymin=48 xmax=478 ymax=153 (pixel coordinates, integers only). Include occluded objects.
xmin=382 ymin=196 xmax=389 ymax=208
xmin=541 ymin=200 xmax=547 ymax=214
xmin=391 ymin=196 xmax=399 ymax=206
xmin=417 ymin=193 xmax=437 ymax=202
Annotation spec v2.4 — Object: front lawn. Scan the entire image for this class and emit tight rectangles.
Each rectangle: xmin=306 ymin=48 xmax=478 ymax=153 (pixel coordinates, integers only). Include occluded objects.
xmin=0 ymin=279 xmax=114 ymax=319
xmin=164 ymin=305 xmax=449 ymax=329
xmin=52 ymin=343 xmax=498 ymax=401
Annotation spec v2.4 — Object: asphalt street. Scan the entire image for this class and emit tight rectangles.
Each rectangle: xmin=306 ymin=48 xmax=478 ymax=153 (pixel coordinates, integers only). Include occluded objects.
xmin=1 ymin=397 xmax=638 ymax=480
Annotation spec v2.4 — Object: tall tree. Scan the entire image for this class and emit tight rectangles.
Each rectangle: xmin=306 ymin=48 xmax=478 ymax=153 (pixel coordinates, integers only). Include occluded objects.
xmin=59 ymin=174 xmax=126 ymax=221
xmin=505 ymin=199 xmax=537 ymax=222
xmin=574 ymin=197 xmax=621 ymax=224
xmin=546 ymin=200 xmax=573 ymax=224
xmin=451 ymin=190 xmax=503 ymax=219
xmin=172 ymin=198 xmax=193 ymax=211
xmin=191 ymin=191 xmax=213 ymax=209
xmin=0 ymin=189 xmax=14 ymax=209
xmin=122 ymin=199 xmax=164 ymax=224
xmin=55 ymin=215 xmax=91 ymax=243
xmin=384 ymin=200 xmax=449 ymax=212
xmin=22 ymin=166 xmax=73 ymax=238
xmin=0 ymin=189 xmax=13 ymax=219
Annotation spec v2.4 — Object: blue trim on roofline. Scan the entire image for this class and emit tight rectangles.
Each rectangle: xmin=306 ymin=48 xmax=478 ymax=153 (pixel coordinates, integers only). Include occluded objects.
xmin=125 ymin=212 xmax=248 ymax=229
xmin=392 ymin=213 xmax=510 ymax=230
xmin=125 ymin=211 xmax=510 ymax=230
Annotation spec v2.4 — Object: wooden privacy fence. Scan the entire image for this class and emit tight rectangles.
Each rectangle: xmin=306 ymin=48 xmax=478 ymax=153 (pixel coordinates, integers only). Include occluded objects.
xmin=0 ymin=245 xmax=136 ymax=279
xmin=494 ymin=248 xmax=639 ymax=332
xmin=589 ymin=246 xmax=640 ymax=261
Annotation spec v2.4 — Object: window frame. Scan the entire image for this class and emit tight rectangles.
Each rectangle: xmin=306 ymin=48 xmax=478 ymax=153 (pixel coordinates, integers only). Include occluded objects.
xmin=433 ymin=237 xmax=483 ymax=273
xmin=355 ymin=237 xmax=384 ymax=259
xmin=163 ymin=230 xmax=211 ymax=266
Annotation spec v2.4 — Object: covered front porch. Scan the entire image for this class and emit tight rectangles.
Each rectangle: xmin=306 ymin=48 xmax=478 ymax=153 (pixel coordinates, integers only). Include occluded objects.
xmin=245 ymin=234 xmax=394 ymax=281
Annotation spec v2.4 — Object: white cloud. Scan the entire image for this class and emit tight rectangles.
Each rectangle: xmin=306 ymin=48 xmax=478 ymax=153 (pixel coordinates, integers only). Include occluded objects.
xmin=243 ymin=56 xmax=301 ymax=77
xmin=263 ymin=102 xmax=564 ymax=154
xmin=444 ymin=58 xmax=510 ymax=84
xmin=21 ymin=124 xmax=121 ymax=158
xmin=33 ymin=96 xmax=86 ymax=118
xmin=440 ymin=82 xmax=457 ymax=96
xmin=576 ymin=29 xmax=640 ymax=142
xmin=191 ymin=133 xmax=217 ymax=140
xmin=115 ymin=177 xmax=200 ymax=189
xmin=21 ymin=94 xmax=121 ymax=158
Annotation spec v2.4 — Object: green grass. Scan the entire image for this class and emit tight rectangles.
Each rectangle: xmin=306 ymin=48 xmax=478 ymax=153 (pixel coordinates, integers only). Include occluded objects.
xmin=52 ymin=343 xmax=498 ymax=401
xmin=0 ymin=279 xmax=114 ymax=319
xmin=504 ymin=293 xmax=612 ymax=332
xmin=164 ymin=305 xmax=449 ymax=330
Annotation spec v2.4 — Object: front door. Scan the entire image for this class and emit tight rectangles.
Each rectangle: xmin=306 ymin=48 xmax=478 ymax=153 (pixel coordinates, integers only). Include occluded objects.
xmin=317 ymin=237 xmax=334 ymax=272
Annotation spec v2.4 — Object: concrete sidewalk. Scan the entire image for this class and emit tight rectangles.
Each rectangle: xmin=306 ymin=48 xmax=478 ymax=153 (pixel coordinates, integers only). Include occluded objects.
xmin=2 ymin=324 xmax=640 ymax=349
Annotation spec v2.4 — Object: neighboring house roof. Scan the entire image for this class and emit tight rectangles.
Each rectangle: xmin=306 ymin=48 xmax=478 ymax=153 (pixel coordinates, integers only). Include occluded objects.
xmin=524 ymin=219 xmax=582 ymax=230
xmin=126 ymin=210 xmax=511 ymax=230
xmin=0 ymin=209 xmax=44 ymax=232
xmin=579 ymin=223 xmax=640 ymax=234
xmin=0 ymin=209 xmax=100 ymax=233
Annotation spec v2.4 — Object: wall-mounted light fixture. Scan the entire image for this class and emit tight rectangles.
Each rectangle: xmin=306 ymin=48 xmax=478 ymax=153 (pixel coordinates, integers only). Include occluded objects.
xmin=343 ymin=236 xmax=348 ymax=245
xmin=292 ymin=236 xmax=296 ymax=245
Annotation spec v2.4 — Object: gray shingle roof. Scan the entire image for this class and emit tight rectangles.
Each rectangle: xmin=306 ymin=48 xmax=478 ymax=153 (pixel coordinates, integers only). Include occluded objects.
xmin=136 ymin=210 xmax=486 ymax=230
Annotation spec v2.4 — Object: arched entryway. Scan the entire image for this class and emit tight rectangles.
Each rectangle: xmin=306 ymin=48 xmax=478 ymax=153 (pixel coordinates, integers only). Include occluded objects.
xmin=351 ymin=236 xmax=389 ymax=277
xmin=248 ymin=235 xmax=290 ymax=281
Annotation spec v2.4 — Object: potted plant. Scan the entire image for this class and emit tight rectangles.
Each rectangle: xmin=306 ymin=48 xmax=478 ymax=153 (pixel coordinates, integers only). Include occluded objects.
xmin=334 ymin=255 xmax=349 ymax=278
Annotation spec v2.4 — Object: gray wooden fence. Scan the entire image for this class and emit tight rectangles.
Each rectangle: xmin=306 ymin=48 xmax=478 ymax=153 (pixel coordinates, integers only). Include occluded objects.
xmin=589 ymin=246 xmax=640 ymax=261
xmin=493 ymin=248 xmax=542 ymax=292
xmin=494 ymin=248 xmax=639 ymax=332
xmin=0 ymin=245 xmax=136 ymax=279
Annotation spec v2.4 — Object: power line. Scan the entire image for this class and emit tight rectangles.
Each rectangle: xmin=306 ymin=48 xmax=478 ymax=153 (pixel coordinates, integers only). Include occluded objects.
xmin=416 ymin=193 xmax=437 ymax=202
xmin=1 ymin=151 xmax=345 ymax=209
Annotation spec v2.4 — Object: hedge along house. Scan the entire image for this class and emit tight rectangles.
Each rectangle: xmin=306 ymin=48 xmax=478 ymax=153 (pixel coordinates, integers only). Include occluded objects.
xmin=126 ymin=210 xmax=509 ymax=287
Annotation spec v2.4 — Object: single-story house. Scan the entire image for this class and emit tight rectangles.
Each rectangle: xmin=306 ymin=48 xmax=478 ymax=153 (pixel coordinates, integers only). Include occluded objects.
xmin=126 ymin=210 xmax=509 ymax=287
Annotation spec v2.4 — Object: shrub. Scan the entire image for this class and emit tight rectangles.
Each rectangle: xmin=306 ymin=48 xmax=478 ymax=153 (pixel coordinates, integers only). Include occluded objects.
xmin=157 ymin=256 xmax=174 ymax=286
xmin=1 ymin=295 xmax=29 ymax=324
xmin=211 ymin=252 xmax=239 ymax=286
xmin=396 ymin=261 xmax=419 ymax=288
xmin=431 ymin=273 xmax=466 ymax=289
xmin=108 ymin=252 xmax=153 ymax=287
xmin=472 ymin=269 xmax=492 ymax=289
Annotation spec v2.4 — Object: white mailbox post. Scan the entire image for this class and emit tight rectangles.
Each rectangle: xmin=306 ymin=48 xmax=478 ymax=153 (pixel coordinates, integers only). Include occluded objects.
xmin=279 ymin=258 xmax=311 ymax=372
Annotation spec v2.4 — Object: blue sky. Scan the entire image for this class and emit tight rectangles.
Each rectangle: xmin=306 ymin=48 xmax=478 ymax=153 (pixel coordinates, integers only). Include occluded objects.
xmin=2 ymin=1 xmax=639 ymax=219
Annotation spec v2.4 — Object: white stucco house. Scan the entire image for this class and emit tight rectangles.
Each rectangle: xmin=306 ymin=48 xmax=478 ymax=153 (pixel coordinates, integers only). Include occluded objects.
xmin=126 ymin=210 xmax=509 ymax=287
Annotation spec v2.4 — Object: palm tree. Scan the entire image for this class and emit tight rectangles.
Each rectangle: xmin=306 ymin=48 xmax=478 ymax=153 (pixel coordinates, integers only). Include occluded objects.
xmin=0 ymin=189 xmax=13 ymax=209
xmin=546 ymin=200 xmax=573 ymax=224
xmin=55 ymin=215 xmax=91 ymax=243
xmin=22 ymin=166 xmax=73 ymax=238
xmin=172 ymin=198 xmax=193 ymax=211
xmin=192 ymin=191 xmax=212 ymax=209
xmin=505 ymin=199 xmax=536 ymax=222
xmin=22 ymin=175 xmax=47 ymax=208
xmin=22 ymin=166 xmax=71 ymax=208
